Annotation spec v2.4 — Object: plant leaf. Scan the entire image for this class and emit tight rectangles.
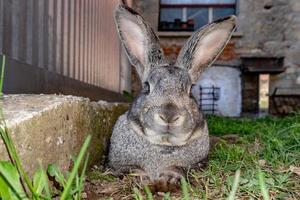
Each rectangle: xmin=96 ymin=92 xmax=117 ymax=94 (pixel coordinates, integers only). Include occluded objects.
xmin=181 ymin=178 xmax=190 ymax=200
xmin=133 ymin=187 xmax=143 ymax=200
xmin=60 ymin=135 xmax=91 ymax=200
xmin=33 ymin=168 xmax=50 ymax=196
xmin=47 ymin=164 xmax=66 ymax=187
xmin=227 ymin=169 xmax=241 ymax=200
xmin=122 ymin=90 xmax=134 ymax=102
xmin=0 ymin=161 xmax=27 ymax=199
xmin=144 ymin=185 xmax=153 ymax=200
xmin=0 ymin=174 xmax=14 ymax=200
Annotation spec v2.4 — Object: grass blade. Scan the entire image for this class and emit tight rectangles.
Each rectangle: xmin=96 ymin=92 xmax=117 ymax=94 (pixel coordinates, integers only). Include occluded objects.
xmin=0 ymin=121 xmax=35 ymax=197
xmin=0 ymin=55 xmax=35 ymax=197
xmin=181 ymin=178 xmax=190 ymax=200
xmin=133 ymin=187 xmax=143 ymax=200
xmin=163 ymin=192 xmax=171 ymax=200
xmin=227 ymin=169 xmax=241 ymax=200
xmin=33 ymin=165 xmax=52 ymax=199
xmin=0 ymin=161 xmax=27 ymax=199
xmin=38 ymin=164 xmax=51 ymax=200
xmin=0 ymin=55 xmax=5 ymax=98
xmin=144 ymin=185 xmax=153 ymax=200
xmin=47 ymin=164 xmax=66 ymax=187
xmin=75 ymin=153 xmax=89 ymax=200
xmin=60 ymin=135 xmax=91 ymax=200
xmin=258 ymin=169 xmax=270 ymax=200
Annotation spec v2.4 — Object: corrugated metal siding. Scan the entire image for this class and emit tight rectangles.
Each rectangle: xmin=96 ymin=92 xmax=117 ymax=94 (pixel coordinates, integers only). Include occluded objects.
xmin=0 ymin=0 xmax=121 ymax=92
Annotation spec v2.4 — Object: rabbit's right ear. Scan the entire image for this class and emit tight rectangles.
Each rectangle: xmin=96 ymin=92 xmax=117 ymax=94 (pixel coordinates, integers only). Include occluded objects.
xmin=176 ymin=16 xmax=236 ymax=83
xmin=115 ymin=5 xmax=164 ymax=81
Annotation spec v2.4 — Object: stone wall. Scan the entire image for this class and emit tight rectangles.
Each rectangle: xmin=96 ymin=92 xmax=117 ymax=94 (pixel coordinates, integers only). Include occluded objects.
xmin=270 ymin=96 xmax=300 ymax=115
xmin=237 ymin=0 xmax=300 ymax=92
xmin=0 ymin=94 xmax=128 ymax=175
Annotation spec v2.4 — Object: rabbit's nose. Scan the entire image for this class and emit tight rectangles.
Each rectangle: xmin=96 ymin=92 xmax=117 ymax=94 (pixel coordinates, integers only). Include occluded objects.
xmin=158 ymin=114 xmax=168 ymax=123
xmin=155 ymin=113 xmax=183 ymax=125
xmin=169 ymin=114 xmax=181 ymax=123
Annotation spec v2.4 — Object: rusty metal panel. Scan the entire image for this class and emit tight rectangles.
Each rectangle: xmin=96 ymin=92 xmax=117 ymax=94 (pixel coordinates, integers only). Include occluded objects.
xmin=55 ymin=0 xmax=62 ymax=74
xmin=37 ymin=0 xmax=45 ymax=68
xmin=17 ymin=1 xmax=27 ymax=63
xmin=26 ymin=0 xmax=33 ymax=65
xmin=32 ymin=0 xmax=39 ymax=67
xmin=74 ymin=0 xmax=80 ymax=80
xmin=0 ymin=0 xmax=3 ymax=54
xmin=98 ymin=0 xmax=121 ymax=91
xmin=1 ymin=0 xmax=122 ymax=93
xmin=48 ymin=0 xmax=55 ymax=72
xmin=3 ymin=0 xmax=12 ymax=57
xmin=62 ymin=0 xmax=69 ymax=76
xmin=68 ymin=0 xmax=75 ymax=78
xmin=11 ymin=0 xmax=19 ymax=59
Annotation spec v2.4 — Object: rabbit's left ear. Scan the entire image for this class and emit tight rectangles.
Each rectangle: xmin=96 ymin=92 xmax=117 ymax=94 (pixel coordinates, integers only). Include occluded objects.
xmin=115 ymin=5 xmax=164 ymax=81
xmin=176 ymin=16 xmax=236 ymax=83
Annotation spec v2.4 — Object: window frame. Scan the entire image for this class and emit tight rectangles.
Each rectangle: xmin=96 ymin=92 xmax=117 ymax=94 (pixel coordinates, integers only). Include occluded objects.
xmin=158 ymin=0 xmax=237 ymax=31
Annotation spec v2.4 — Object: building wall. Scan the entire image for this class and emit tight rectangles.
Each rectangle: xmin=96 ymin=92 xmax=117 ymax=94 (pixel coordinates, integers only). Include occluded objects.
xmin=0 ymin=0 xmax=130 ymax=96
xmin=135 ymin=0 xmax=300 ymax=91
xmin=133 ymin=0 xmax=300 ymax=114
xmin=193 ymin=66 xmax=242 ymax=117
xmin=237 ymin=0 xmax=300 ymax=92
xmin=131 ymin=0 xmax=240 ymax=99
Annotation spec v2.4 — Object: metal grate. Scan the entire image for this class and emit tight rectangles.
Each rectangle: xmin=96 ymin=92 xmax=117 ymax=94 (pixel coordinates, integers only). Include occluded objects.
xmin=199 ymin=85 xmax=220 ymax=114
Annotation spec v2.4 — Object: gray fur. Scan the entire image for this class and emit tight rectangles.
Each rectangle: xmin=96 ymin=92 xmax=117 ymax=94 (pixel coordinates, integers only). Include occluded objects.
xmin=108 ymin=4 xmax=236 ymax=183
xmin=176 ymin=16 xmax=236 ymax=82
xmin=109 ymin=113 xmax=209 ymax=180
xmin=114 ymin=5 xmax=164 ymax=80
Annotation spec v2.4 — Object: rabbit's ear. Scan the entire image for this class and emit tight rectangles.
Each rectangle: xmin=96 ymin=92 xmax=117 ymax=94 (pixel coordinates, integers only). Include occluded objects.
xmin=115 ymin=5 xmax=164 ymax=80
xmin=176 ymin=16 xmax=236 ymax=83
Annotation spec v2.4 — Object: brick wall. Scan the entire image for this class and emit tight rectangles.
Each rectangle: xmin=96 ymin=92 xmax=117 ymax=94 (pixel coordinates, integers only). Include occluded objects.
xmin=218 ymin=41 xmax=237 ymax=61
xmin=161 ymin=39 xmax=238 ymax=61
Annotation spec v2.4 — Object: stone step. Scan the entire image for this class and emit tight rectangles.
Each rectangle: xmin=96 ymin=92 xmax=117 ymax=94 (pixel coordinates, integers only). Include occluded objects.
xmin=0 ymin=94 xmax=128 ymax=175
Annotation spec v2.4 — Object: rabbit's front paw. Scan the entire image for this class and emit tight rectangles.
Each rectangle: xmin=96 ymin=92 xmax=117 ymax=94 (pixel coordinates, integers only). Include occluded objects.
xmin=154 ymin=167 xmax=185 ymax=192
xmin=130 ymin=168 xmax=151 ymax=185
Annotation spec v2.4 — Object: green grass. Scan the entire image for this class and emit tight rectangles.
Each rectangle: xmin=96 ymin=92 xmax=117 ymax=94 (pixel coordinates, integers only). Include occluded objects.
xmin=88 ymin=113 xmax=300 ymax=199
xmin=188 ymin=114 xmax=300 ymax=199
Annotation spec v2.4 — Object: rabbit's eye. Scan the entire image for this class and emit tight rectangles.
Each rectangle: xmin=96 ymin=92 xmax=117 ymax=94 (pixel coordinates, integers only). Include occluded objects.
xmin=189 ymin=84 xmax=195 ymax=98
xmin=143 ymin=82 xmax=150 ymax=94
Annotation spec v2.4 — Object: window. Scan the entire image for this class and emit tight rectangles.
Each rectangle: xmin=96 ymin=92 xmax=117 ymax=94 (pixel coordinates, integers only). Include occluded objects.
xmin=159 ymin=0 xmax=236 ymax=31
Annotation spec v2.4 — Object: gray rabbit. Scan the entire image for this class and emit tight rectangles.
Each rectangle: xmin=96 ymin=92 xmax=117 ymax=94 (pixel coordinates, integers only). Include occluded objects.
xmin=108 ymin=4 xmax=236 ymax=188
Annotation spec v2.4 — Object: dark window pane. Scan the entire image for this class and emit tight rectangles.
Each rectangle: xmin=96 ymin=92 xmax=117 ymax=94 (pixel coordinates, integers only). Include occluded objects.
xmin=187 ymin=8 xmax=208 ymax=29
xmin=161 ymin=0 xmax=235 ymax=5
xmin=213 ymin=8 xmax=235 ymax=21
xmin=160 ymin=8 xmax=182 ymax=22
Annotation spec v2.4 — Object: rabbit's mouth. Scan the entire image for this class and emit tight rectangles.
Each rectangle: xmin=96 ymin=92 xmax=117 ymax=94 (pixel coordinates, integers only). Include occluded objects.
xmin=145 ymin=130 xmax=188 ymax=146
xmin=143 ymin=128 xmax=200 ymax=146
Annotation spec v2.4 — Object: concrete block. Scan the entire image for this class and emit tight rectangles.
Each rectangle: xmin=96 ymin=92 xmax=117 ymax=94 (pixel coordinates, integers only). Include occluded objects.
xmin=0 ymin=94 xmax=128 ymax=175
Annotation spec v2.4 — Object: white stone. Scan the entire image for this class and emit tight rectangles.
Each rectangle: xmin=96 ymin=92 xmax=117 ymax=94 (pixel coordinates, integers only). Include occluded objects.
xmin=296 ymin=76 xmax=300 ymax=85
